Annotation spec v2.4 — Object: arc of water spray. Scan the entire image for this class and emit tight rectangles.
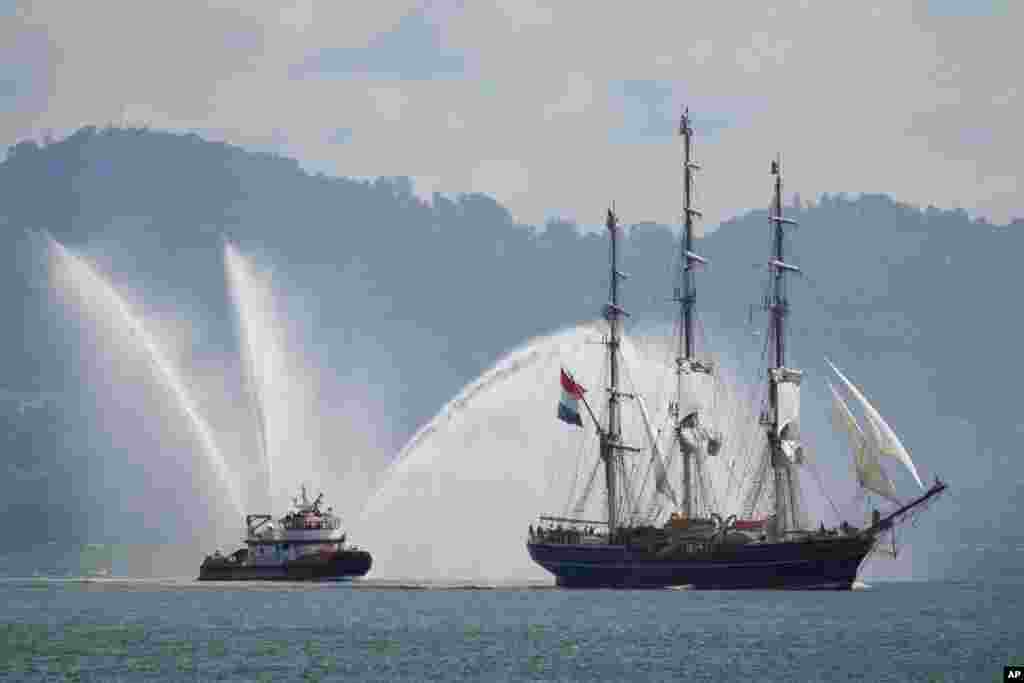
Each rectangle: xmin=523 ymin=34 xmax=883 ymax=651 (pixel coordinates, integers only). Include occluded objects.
xmin=223 ymin=240 xmax=272 ymax=506
xmin=46 ymin=234 xmax=244 ymax=518
xmin=360 ymin=324 xmax=597 ymax=522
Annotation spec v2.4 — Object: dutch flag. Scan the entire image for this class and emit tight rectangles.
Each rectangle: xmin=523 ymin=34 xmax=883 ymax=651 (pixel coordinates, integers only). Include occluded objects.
xmin=557 ymin=369 xmax=586 ymax=427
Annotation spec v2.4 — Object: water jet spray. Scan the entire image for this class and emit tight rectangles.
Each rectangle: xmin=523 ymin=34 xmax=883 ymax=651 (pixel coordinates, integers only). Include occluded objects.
xmin=46 ymin=234 xmax=244 ymax=518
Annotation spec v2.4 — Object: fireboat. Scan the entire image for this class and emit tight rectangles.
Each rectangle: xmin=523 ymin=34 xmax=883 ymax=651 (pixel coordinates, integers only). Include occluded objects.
xmin=198 ymin=485 xmax=372 ymax=581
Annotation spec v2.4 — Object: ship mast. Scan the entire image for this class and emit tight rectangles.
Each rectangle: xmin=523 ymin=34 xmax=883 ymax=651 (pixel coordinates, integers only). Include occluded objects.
xmin=673 ymin=107 xmax=710 ymax=519
xmin=769 ymin=158 xmax=786 ymax=369
xmin=765 ymin=156 xmax=803 ymax=534
xmin=680 ymin=108 xmax=698 ymax=363
xmin=602 ymin=207 xmax=626 ymax=533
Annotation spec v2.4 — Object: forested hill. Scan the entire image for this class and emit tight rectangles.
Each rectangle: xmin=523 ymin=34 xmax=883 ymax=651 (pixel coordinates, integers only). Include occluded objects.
xmin=1 ymin=127 xmax=1020 ymax=579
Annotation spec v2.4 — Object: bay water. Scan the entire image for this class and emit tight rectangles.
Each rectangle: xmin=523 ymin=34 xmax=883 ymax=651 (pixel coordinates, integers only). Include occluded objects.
xmin=0 ymin=578 xmax=1018 ymax=682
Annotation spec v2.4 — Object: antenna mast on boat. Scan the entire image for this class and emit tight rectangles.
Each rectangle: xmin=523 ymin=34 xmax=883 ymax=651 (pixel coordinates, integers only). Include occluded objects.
xmin=673 ymin=107 xmax=710 ymax=519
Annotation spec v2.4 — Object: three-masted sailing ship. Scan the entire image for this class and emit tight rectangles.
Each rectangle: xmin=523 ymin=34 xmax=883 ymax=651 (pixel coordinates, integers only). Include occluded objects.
xmin=526 ymin=108 xmax=946 ymax=589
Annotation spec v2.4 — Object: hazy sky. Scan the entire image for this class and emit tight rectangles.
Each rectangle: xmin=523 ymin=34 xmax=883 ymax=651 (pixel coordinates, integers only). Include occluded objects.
xmin=2 ymin=0 xmax=1019 ymax=229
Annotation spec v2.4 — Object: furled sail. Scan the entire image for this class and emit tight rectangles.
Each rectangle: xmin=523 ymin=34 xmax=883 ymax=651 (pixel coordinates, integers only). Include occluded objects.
xmin=826 ymin=359 xmax=924 ymax=489
xmin=677 ymin=359 xmax=722 ymax=456
xmin=770 ymin=367 xmax=804 ymax=464
xmin=636 ymin=394 xmax=679 ymax=505
xmin=677 ymin=359 xmax=712 ymax=421
xmin=828 ymin=382 xmax=899 ymax=502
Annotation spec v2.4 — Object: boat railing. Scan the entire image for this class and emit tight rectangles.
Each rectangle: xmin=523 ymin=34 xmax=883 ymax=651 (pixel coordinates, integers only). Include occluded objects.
xmin=529 ymin=516 xmax=608 ymax=544
xmin=280 ymin=516 xmax=342 ymax=531
xmin=537 ymin=515 xmax=608 ymax=526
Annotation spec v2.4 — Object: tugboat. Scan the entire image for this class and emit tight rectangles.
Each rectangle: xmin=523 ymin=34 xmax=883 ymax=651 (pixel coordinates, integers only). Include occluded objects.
xmin=199 ymin=485 xmax=372 ymax=581
xmin=526 ymin=108 xmax=946 ymax=589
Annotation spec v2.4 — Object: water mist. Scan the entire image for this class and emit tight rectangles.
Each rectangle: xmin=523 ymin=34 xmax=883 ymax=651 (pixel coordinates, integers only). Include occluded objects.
xmin=222 ymin=241 xmax=390 ymax=520
xmin=358 ymin=323 xmax=765 ymax=582
xmin=46 ymin=235 xmax=244 ymax=519
xmin=224 ymin=241 xmax=279 ymax=508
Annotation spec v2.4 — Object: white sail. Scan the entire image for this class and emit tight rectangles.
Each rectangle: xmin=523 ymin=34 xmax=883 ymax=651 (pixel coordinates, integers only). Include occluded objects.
xmin=677 ymin=359 xmax=712 ymax=420
xmin=676 ymin=358 xmax=723 ymax=456
xmin=779 ymin=439 xmax=802 ymax=464
xmin=828 ymin=381 xmax=864 ymax=480
xmin=635 ymin=394 xmax=679 ymax=506
xmin=828 ymin=382 xmax=899 ymax=502
xmin=826 ymin=359 xmax=924 ymax=490
xmin=771 ymin=367 xmax=804 ymax=464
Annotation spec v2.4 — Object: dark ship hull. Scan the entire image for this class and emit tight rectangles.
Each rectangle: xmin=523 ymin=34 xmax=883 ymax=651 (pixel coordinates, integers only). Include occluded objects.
xmin=198 ymin=549 xmax=372 ymax=582
xmin=527 ymin=536 xmax=873 ymax=589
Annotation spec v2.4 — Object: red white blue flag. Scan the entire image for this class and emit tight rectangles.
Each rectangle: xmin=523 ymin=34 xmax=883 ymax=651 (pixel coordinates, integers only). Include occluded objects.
xmin=558 ymin=369 xmax=585 ymax=427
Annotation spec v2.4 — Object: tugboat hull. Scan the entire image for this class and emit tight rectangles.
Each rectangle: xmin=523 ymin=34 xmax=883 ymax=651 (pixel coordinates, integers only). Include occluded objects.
xmin=527 ymin=537 xmax=872 ymax=590
xmin=197 ymin=549 xmax=372 ymax=582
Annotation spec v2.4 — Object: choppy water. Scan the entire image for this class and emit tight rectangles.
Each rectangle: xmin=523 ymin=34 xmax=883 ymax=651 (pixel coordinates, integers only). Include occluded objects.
xmin=0 ymin=578 xmax=1018 ymax=682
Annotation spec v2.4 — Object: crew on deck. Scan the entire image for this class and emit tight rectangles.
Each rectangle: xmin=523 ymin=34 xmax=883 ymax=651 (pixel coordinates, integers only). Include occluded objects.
xmin=530 ymin=523 xmax=586 ymax=544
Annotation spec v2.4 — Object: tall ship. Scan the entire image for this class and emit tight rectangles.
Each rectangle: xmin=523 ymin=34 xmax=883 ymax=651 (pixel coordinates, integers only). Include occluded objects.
xmin=526 ymin=108 xmax=946 ymax=589
xmin=199 ymin=485 xmax=371 ymax=581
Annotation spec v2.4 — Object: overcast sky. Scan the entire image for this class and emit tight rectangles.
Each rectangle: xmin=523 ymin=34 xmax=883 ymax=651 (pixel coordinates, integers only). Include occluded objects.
xmin=2 ymin=0 xmax=1019 ymax=230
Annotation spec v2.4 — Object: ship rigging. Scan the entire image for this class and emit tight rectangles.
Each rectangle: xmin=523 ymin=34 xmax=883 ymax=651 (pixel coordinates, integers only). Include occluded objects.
xmin=526 ymin=107 xmax=946 ymax=589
